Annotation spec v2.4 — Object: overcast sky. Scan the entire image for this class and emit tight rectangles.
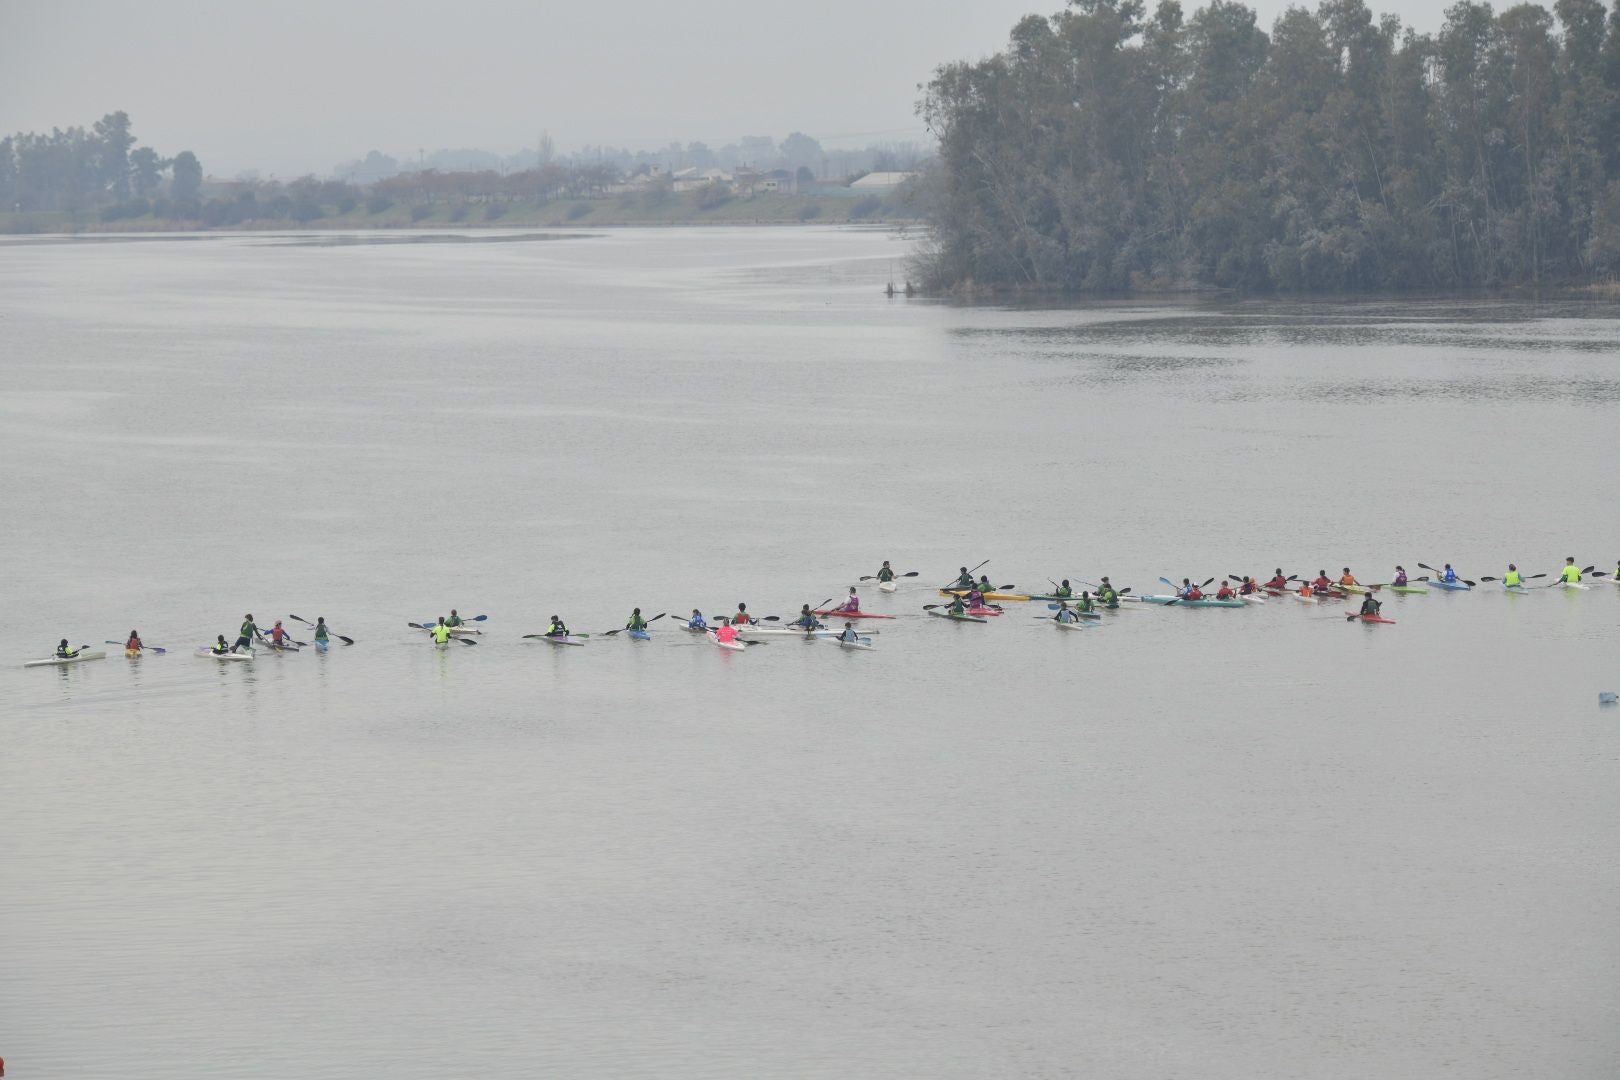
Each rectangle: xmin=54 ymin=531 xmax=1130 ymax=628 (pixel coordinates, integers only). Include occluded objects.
xmin=2 ymin=0 xmax=1458 ymax=177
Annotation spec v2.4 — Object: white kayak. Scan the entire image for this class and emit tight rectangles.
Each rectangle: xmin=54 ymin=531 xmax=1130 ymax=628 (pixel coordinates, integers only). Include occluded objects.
xmin=1561 ymin=580 xmax=1591 ymax=590
xmin=877 ymin=580 xmax=898 ymax=593
xmin=710 ymin=633 xmax=747 ymax=651
xmin=24 ymin=649 xmax=107 ymax=668
xmin=421 ymin=625 xmax=480 ymax=635
xmin=534 ymin=635 xmax=587 ymax=646
xmin=1293 ymin=593 xmax=1318 ymax=604
xmin=837 ymin=637 xmax=874 ymax=650
xmin=197 ymin=647 xmax=253 ymax=661
xmin=1053 ymin=619 xmax=1088 ymax=631
xmin=1239 ymin=593 xmax=1267 ymax=605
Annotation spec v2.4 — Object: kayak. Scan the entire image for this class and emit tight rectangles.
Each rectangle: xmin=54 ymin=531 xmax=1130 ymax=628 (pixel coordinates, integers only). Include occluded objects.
xmin=24 ymin=649 xmax=107 ymax=668
xmin=627 ymin=628 xmax=651 ymax=640
xmin=1386 ymin=585 xmax=1428 ymax=594
xmin=1238 ymin=593 xmax=1267 ymax=604
xmin=1426 ymin=579 xmax=1471 ymax=590
xmin=1138 ymin=595 xmax=1245 ymax=608
xmin=710 ymin=633 xmax=747 ymax=651
xmin=1043 ymin=605 xmax=1102 ymax=619
xmin=1560 ymin=580 xmax=1591 ymax=590
xmin=965 ymin=606 xmax=1003 ymax=617
xmin=535 ymin=635 xmax=587 ymax=646
xmin=811 ymin=610 xmax=897 ymax=619
xmin=197 ymin=648 xmax=253 ymax=661
xmin=927 ymin=608 xmax=987 ymax=624
xmin=314 ymin=639 xmax=330 ymax=650
xmin=836 ymin=637 xmax=875 ymax=651
xmin=420 ymin=625 xmax=480 ymax=635
xmin=1293 ymin=593 xmax=1318 ymax=604
xmin=939 ymin=589 xmax=1029 ymax=602
xmin=1026 ymin=593 xmax=1081 ymax=603
xmin=1053 ymin=620 xmax=1089 ymax=631
xmin=1337 ymin=583 xmax=1371 ymax=594
xmin=1357 ymin=614 xmax=1397 ymax=624
xmin=877 ymin=580 xmax=898 ymax=593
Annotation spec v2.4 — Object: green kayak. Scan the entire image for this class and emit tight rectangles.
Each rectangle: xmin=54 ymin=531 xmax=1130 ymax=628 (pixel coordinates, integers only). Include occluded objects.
xmin=1386 ymin=585 xmax=1428 ymax=594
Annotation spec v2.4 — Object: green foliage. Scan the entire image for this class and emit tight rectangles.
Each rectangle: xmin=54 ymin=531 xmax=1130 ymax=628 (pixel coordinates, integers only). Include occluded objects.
xmin=366 ymin=194 xmax=393 ymax=214
xmin=482 ymin=202 xmax=507 ymax=221
xmin=850 ymin=195 xmax=883 ymax=219
xmin=566 ymin=201 xmax=592 ymax=220
xmin=920 ymin=0 xmax=1620 ymax=291
xmin=410 ymin=204 xmax=433 ymax=222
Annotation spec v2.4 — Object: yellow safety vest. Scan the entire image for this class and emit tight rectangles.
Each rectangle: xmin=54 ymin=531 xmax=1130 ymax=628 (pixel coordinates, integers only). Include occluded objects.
xmin=1504 ymin=570 xmax=1522 ymax=586
xmin=432 ymin=624 xmax=451 ymax=643
xmin=1562 ymin=565 xmax=1581 ymax=583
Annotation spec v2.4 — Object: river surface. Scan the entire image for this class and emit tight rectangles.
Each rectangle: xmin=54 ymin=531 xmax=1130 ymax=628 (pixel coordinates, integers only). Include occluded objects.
xmin=2 ymin=227 xmax=1617 ymax=1079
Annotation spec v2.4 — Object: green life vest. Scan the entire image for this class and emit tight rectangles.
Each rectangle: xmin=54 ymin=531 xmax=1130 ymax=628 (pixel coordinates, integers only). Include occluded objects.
xmin=878 ymin=568 xmax=894 ymax=581
xmin=1504 ymin=570 xmax=1522 ymax=586
xmin=314 ymin=623 xmax=329 ymax=640
xmin=1076 ymin=595 xmax=1093 ymax=612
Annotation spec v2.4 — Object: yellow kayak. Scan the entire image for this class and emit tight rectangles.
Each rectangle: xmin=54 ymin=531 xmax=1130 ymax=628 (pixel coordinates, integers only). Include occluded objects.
xmin=939 ymin=588 xmax=1032 ymax=602
xmin=1337 ymin=583 xmax=1372 ymax=594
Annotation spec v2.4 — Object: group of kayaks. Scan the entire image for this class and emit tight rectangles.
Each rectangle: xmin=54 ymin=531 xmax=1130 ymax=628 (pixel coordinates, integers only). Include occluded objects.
xmin=23 ymin=561 xmax=1617 ymax=668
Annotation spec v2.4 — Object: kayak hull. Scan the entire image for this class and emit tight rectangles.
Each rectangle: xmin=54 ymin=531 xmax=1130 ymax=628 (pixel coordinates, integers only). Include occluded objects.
xmin=537 ymin=635 xmax=587 ymax=646
xmin=1426 ymin=580 xmax=1471 ymax=590
xmin=1358 ymin=615 xmax=1396 ymax=624
xmin=1337 ymin=583 xmax=1371 ymax=594
xmin=627 ymin=629 xmax=651 ymax=640
xmin=25 ymin=649 xmax=108 ymax=668
xmin=811 ymin=610 xmax=897 ymax=619
xmin=1386 ymin=585 xmax=1427 ymax=594
xmin=197 ymin=648 xmax=253 ymax=661
xmin=939 ymin=589 xmax=1029 ymax=602
xmin=838 ymin=638 xmax=874 ymax=650
xmin=877 ymin=580 xmax=898 ymax=593
xmin=927 ymin=608 xmax=987 ymax=624
xmin=1053 ymin=620 xmax=1088 ymax=631
xmin=1140 ymin=595 xmax=1246 ymax=608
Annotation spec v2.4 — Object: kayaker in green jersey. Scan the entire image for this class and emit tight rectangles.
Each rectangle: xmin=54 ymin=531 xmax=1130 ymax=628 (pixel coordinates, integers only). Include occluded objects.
xmin=947 ymin=595 xmax=968 ymax=616
xmin=232 ymin=614 xmax=259 ymax=653
xmin=876 ymin=561 xmax=896 ymax=583
xmin=793 ymin=604 xmax=821 ymax=630
xmin=546 ymin=615 xmax=569 ymax=638
xmin=1075 ymin=591 xmax=1095 ymax=613
xmin=1560 ymin=557 xmax=1582 ymax=584
xmin=445 ymin=609 xmax=464 ymax=628
xmin=975 ymin=574 xmax=995 ymax=594
xmin=1359 ymin=595 xmax=1382 ymax=617
xmin=431 ymin=618 xmax=452 ymax=645
xmin=626 ymin=608 xmax=647 ymax=631
xmin=313 ymin=618 xmax=330 ymax=644
xmin=211 ymin=635 xmax=231 ymax=655
xmin=56 ymin=639 xmax=78 ymax=658
xmin=953 ymin=567 xmax=975 ymax=588
xmin=1096 ymin=579 xmax=1119 ymax=607
xmin=1052 ymin=602 xmax=1079 ymax=624
xmin=1503 ymin=565 xmax=1523 ymax=588
xmin=1053 ymin=579 xmax=1073 ymax=598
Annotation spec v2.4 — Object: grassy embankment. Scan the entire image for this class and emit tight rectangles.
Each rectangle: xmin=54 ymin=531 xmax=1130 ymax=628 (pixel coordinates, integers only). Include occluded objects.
xmin=0 ymin=191 xmax=922 ymax=233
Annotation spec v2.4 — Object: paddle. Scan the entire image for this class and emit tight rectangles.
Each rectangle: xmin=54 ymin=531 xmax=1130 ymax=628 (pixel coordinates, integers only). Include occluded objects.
xmin=412 ymin=622 xmax=477 ymax=644
xmin=105 ymin=640 xmax=167 ymax=654
xmin=860 ymin=570 xmax=919 ymax=581
xmin=944 ymin=559 xmax=988 ymax=588
xmin=289 ymin=614 xmax=355 ymax=645
xmin=604 ymin=612 xmax=667 ymax=636
xmin=1417 ymin=563 xmax=1476 ymax=586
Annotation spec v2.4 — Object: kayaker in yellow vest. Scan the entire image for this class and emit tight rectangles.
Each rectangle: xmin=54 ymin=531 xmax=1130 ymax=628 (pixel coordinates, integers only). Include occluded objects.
xmin=56 ymin=639 xmax=79 ymax=658
xmin=1075 ymin=591 xmax=1094 ymax=613
xmin=431 ymin=618 xmax=452 ymax=645
xmin=1503 ymin=565 xmax=1523 ymax=587
xmin=1560 ymin=558 xmax=1582 ymax=584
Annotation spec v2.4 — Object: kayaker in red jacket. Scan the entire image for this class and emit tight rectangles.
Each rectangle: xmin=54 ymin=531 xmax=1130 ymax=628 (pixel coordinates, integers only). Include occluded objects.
xmin=1215 ymin=582 xmax=1236 ymax=600
xmin=1264 ymin=569 xmax=1289 ymax=589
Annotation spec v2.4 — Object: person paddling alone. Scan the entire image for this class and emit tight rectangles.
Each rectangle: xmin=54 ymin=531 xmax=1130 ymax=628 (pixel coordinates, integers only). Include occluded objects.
xmin=1503 ymin=564 xmax=1523 ymax=588
xmin=431 ymin=618 xmax=452 ymax=646
xmin=876 ymin=561 xmax=896 ymax=584
xmin=125 ymin=630 xmax=144 ymax=652
xmin=1359 ymin=594 xmax=1382 ymax=617
xmin=56 ymin=639 xmax=79 ymax=659
xmin=730 ymin=603 xmax=756 ymax=627
xmin=838 ymin=621 xmax=861 ymax=643
xmin=1560 ymin=557 xmax=1582 ymax=584
xmin=837 ymin=587 xmax=861 ymax=614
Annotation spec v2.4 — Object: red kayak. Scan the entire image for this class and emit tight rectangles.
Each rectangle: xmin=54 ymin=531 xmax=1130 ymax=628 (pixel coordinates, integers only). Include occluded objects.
xmin=812 ymin=610 xmax=897 ymax=619
xmin=1357 ymin=614 xmax=1396 ymax=624
xmin=966 ymin=606 xmax=1003 ymax=617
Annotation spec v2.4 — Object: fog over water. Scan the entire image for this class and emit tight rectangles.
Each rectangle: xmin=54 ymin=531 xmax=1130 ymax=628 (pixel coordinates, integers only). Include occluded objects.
xmin=2 ymin=227 xmax=1617 ymax=1078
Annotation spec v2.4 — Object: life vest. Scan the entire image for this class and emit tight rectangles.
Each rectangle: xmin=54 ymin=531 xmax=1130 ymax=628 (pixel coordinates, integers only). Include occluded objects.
xmin=1504 ymin=570 xmax=1522 ymax=586
xmin=1561 ymin=564 xmax=1581 ymax=583
xmin=432 ymin=624 xmax=451 ymax=643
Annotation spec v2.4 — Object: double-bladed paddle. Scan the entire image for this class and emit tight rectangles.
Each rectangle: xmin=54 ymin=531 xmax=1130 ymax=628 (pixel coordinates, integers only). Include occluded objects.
xmin=1418 ymin=562 xmax=1476 ymax=587
xmin=859 ymin=570 xmax=919 ymax=581
xmin=410 ymin=622 xmax=478 ymax=644
xmin=1540 ymin=564 xmax=1595 ymax=587
xmin=105 ymin=640 xmax=167 ymax=654
xmin=942 ymin=559 xmax=988 ymax=589
xmin=604 ymin=612 xmax=667 ymax=636
xmin=290 ymin=614 xmax=355 ymax=645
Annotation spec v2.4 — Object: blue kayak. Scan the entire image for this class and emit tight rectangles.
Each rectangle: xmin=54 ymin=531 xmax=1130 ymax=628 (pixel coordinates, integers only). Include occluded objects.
xmin=1426 ymin=579 xmax=1471 ymax=590
xmin=628 ymin=628 xmax=651 ymax=640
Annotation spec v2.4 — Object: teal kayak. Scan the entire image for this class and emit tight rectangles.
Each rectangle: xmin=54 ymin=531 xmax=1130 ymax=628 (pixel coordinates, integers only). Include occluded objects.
xmin=1139 ymin=594 xmax=1246 ymax=608
xmin=926 ymin=608 xmax=987 ymax=624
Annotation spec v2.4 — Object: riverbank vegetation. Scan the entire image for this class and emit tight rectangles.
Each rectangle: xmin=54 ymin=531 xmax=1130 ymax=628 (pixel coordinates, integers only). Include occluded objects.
xmin=918 ymin=0 xmax=1620 ymax=293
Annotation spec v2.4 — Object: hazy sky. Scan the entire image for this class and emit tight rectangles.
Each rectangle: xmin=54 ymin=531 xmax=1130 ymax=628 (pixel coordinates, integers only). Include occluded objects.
xmin=3 ymin=0 xmax=1457 ymax=177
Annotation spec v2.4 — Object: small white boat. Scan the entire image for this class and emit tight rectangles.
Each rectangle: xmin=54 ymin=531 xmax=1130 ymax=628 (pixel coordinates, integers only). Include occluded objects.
xmin=877 ymin=580 xmax=898 ymax=593
xmin=1053 ymin=620 xmax=1088 ymax=631
xmin=24 ymin=649 xmax=107 ymax=668
xmin=197 ymin=647 xmax=253 ymax=661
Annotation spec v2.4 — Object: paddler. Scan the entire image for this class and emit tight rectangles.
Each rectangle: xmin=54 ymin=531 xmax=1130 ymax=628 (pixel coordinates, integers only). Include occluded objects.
xmin=232 ymin=614 xmax=259 ymax=653
xmin=1393 ymin=566 xmax=1409 ymax=586
xmin=1237 ymin=576 xmax=1259 ymax=595
xmin=1338 ymin=568 xmax=1358 ymax=587
xmin=876 ymin=561 xmax=896 ymax=584
xmin=211 ymin=635 xmax=231 ymax=655
xmin=1503 ymin=564 xmax=1523 ymax=588
xmin=431 ymin=618 xmax=452 ymax=645
xmin=1052 ymin=602 xmax=1079 ymax=624
xmin=1359 ymin=595 xmax=1382 ymax=617
xmin=966 ymin=584 xmax=987 ymax=609
xmin=1096 ymin=578 xmax=1119 ymax=607
xmin=445 ymin=609 xmax=464 ymax=628
xmin=268 ymin=620 xmax=293 ymax=647
xmin=1177 ymin=578 xmax=1204 ymax=601
xmin=1074 ymin=591 xmax=1095 ymax=613
xmin=1052 ymin=579 xmax=1073 ymax=598
xmin=731 ymin=603 xmax=757 ymax=626
xmin=952 ymin=567 xmax=975 ymax=589
xmin=1442 ymin=564 xmax=1459 ymax=583
xmin=1560 ymin=557 xmax=1582 ymax=584
xmin=545 ymin=615 xmax=569 ymax=638
xmin=1264 ymin=569 xmax=1289 ymax=590
xmin=626 ymin=608 xmax=648 ymax=632
xmin=975 ymin=574 xmax=995 ymax=595
xmin=125 ymin=630 xmax=144 ymax=651
xmin=55 ymin=639 xmax=79 ymax=659
xmin=688 ymin=609 xmax=708 ymax=630
xmin=1214 ymin=581 xmax=1236 ymax=601
xmin=946 ymin=594 xmax=968 ymax=616
xmin=793 ymin=604 xmax=821 ymax=630
xmin=837 ymin=588 xmax=861 ymax=614
xmin=1311 ymin=571 xmax=1335 ymax=595
xmin=838 ymin=621 xmax=861 ymax=643
xmin=714 ymin=622 xmax=739 ymax=645
xmin=1298 ymin=580 xmax=1315 ymax=599
xmin=313 ymin=618 xmax=330 ymax=647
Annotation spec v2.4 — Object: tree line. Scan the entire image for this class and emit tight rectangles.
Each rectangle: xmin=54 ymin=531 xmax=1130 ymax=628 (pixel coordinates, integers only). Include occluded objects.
xmin=0 ymin=112 xmax=203 ymax=217
xmin=917 ymin=0 xmax=1620 ymax=292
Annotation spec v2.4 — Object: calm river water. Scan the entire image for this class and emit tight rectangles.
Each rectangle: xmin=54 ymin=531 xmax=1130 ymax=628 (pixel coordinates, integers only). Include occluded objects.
xmin=2 ymin=227 xmax=1617 ymax=1079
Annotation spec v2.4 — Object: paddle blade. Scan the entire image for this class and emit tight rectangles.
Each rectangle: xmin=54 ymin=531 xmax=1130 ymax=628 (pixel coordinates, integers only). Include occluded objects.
xmin=902 ymin=571 xmax=919 ymax=577
xmin=457 ymin=637 xmax=478 ymax=645
xmin=336 ymin=635 xmax=355 ymax=645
